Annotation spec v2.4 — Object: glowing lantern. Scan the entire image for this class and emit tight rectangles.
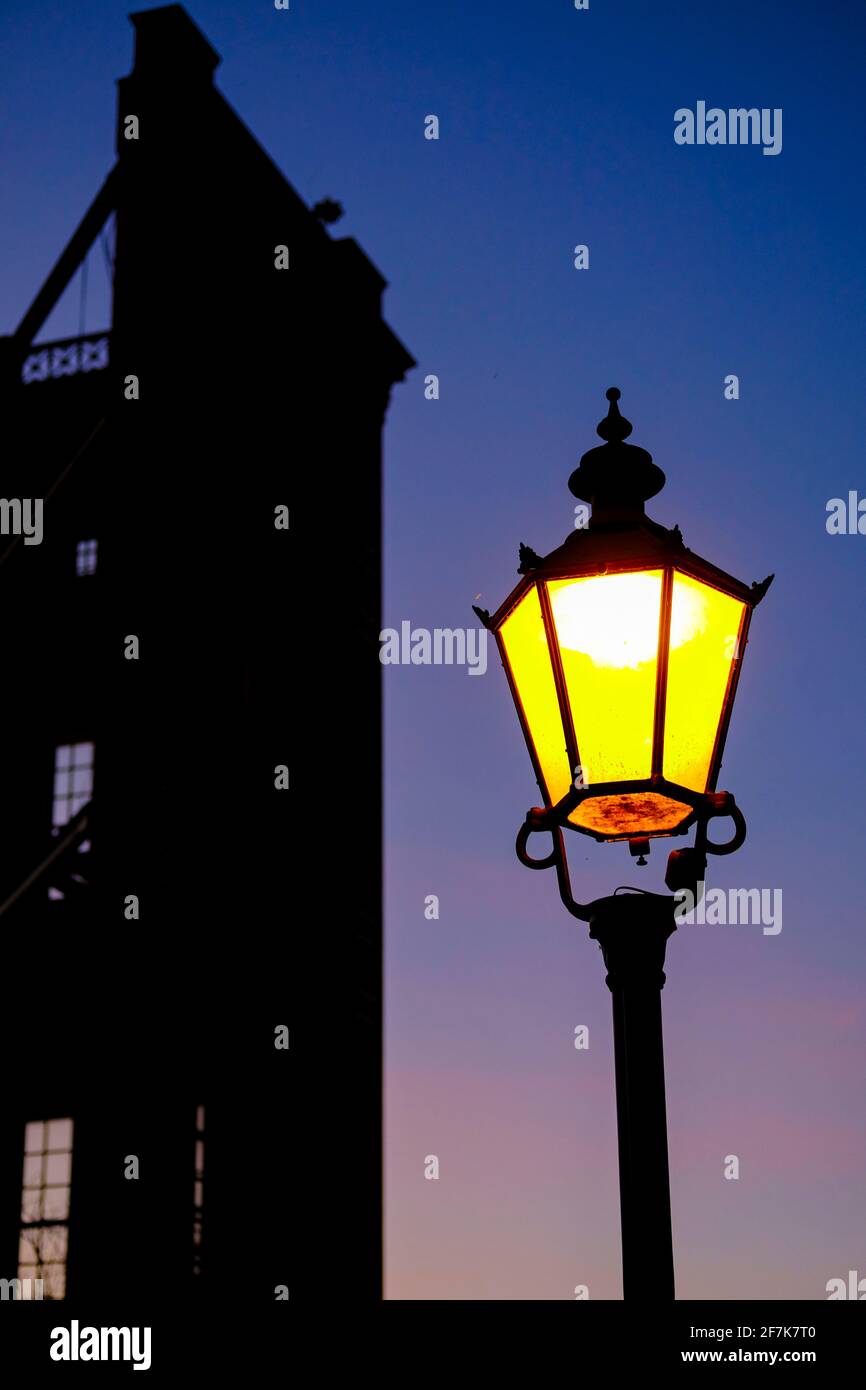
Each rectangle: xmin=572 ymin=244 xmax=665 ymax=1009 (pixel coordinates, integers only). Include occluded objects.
xmin=480 ymin=389 xmax=772 ymax=846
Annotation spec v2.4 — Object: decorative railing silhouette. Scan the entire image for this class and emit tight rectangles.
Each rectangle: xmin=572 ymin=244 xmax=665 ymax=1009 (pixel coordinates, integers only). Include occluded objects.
xmin=21 ymin=333 xmax=110 ymax=385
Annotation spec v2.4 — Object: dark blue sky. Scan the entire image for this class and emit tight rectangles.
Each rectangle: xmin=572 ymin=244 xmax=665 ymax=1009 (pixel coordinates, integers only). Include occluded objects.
xmin=3 ymin=0 xmax=865 ymax=1298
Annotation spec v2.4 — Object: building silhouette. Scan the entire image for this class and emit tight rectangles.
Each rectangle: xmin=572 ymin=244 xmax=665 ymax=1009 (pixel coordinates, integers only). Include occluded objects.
xmin=0 ymin=4 xmax=411 ymax=1312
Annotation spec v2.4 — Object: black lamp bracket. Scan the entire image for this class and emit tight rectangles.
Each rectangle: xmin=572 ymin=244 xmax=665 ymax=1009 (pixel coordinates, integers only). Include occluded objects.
xmin=515 ymin=793 xmax=747 ymax=925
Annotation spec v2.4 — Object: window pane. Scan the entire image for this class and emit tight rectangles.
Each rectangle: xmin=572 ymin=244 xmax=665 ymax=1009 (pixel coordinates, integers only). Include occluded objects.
xmin=20 ymin=1190 xmax=40 ymax=1222
xmin=40 ymin=1226 xmax=68 ymax=1264
xmin=47 ymin=1119 xmax=73 ymax=1151
xmin=22 ymin=1155 xmax=42 ymax=1185
xmin=18 ymin=1234 xmax=38 ymax=1265
xmin=43 ymin=1265 xmax=66 ymax=1300
xmin=24 ymin=1122 xmax=44 ymax=1154
xmin=45 ymin=1153 xmax=71 ymax=1185
xmin=43 ymin=1188 xmax=70 ymax=1221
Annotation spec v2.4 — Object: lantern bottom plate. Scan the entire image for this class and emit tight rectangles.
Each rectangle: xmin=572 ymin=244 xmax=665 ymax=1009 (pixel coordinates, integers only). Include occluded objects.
xmin=568 ymin=791 xmax=693 ymax=839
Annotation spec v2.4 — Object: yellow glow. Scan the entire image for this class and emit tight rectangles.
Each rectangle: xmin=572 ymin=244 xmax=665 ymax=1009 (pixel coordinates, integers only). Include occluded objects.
xmin=548 ymin=571 xmax=663 ymax=783
xmin=500 ymin=585 xmax=573 ymax=807
xmin=663 ymin=572 xmax=746 ymax=792
xmin=549 ymin=571 xmax=666 ymax=669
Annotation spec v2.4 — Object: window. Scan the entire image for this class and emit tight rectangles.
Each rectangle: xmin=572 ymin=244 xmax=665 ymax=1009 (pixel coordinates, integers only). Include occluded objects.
xmin=18 ymin=1118 xmax=74 ymax=1300
xmin=75 ymin=539 xmax=97 ymax=576
xmin=193 ymin=1105 xmax=205 ymax=1275
xmin=52 ymin=742 xmax=94 ymax=830
xmin=50 ymin=742 xmax=94 ymax=899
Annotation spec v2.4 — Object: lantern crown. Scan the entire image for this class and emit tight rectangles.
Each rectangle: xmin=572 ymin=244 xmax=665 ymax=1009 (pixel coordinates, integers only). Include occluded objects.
xmin=569 ymin=386 xmax=666 ymax=521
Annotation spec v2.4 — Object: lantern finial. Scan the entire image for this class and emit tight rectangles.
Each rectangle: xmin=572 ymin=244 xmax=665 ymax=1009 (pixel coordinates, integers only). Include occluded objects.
xmin=597 ymin=387 xmax=633 ymax=443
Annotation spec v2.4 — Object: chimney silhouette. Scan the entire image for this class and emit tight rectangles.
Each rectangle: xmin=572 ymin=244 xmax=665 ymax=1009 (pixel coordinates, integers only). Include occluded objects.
xmin=129 ymin=4 xmax=220 ymax=81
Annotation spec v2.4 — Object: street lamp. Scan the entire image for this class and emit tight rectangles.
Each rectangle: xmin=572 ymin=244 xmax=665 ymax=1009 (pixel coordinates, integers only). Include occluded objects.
xmin=475 ymin=388 xmax=772 ymax=1299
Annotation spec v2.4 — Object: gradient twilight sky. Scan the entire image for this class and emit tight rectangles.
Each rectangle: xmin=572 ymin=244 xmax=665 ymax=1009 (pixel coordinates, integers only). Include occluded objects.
xmin=3 ymin=0 xmax=866 ymax=1300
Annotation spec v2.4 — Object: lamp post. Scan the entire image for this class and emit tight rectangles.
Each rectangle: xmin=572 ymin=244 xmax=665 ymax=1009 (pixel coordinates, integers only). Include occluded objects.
xmin=475 ymin=388 xmax=772 ymax=1300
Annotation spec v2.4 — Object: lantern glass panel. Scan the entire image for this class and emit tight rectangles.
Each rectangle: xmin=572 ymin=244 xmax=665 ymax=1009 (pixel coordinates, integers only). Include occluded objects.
xmin=663 ymin=571 xmax=746 ymax=792
xmin=547 ymin=571 xmax=663 ymax=785
xmin=499 ymin=585 xmax=572 ymax=807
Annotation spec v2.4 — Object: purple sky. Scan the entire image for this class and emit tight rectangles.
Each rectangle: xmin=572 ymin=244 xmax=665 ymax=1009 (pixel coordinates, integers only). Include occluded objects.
xmin=2 ymin=0 xmax=865 ymax=1300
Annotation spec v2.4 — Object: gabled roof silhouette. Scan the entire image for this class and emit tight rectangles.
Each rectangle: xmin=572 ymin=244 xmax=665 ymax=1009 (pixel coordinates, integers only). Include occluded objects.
xmin=4 ymin=3 xmax=414 ymax=381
